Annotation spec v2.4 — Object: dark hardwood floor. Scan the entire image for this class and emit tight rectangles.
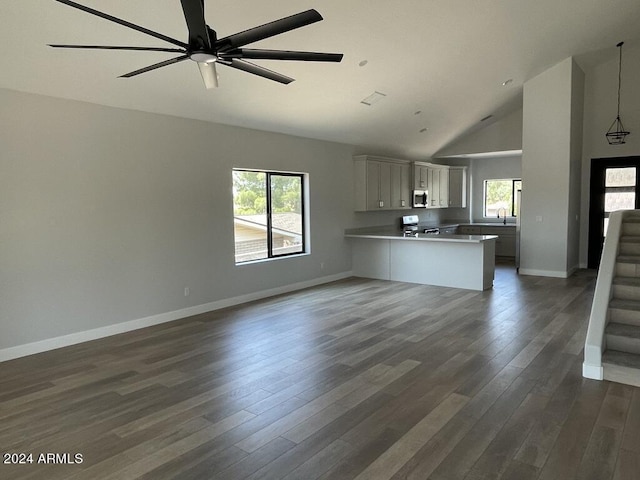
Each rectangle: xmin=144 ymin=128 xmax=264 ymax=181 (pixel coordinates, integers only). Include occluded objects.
xmin=1 ymin=264 xmax=637 ymax=479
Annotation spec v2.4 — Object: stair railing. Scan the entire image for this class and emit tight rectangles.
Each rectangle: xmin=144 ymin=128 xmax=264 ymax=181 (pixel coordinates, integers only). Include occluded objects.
xmin=583 ymin=210 xmax=626 ymax=380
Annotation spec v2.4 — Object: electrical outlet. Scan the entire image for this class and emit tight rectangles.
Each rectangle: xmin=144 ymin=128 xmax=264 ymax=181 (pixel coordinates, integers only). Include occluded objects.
xmin=184 ymin=287 xmax=190 ymax=297
xmin=320 ymin=262 xmax=325 ymax=270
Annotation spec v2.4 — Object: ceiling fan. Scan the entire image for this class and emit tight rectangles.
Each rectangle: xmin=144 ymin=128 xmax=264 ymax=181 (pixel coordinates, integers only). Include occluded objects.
xmin=49 ymin=0 xmax=343 ymax=88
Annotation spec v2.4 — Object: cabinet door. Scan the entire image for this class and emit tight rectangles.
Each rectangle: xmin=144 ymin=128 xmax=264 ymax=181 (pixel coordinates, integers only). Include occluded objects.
xmin=400 ymin=163 xmax=411 ymax=208
xmin=414 ymin=165 xmax=428 ymax=190
xmin=428 ymin=168 xmax=439 ymax=207
xmin=390 ymin=163 xmax=411 ymax=209
xmin=448 ymin=167 xmax=467 ymax=208
xmin=366 ymin=160 xmax=392 ymax=210
xmin=439 ymin=167 xmax=449 ymax=207
xmin=366 ymin=161 xmax=382 ymax=210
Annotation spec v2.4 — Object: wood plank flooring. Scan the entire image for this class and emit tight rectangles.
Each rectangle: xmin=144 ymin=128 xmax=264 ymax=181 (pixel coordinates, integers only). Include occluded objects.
xmin=0 ymin=264 xmax=637 ymax=479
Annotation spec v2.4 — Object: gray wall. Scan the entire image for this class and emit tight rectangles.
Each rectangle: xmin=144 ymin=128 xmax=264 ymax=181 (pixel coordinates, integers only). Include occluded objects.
xmin=435 ymin=109 xmax=523 ymax=157
xmin=469 ymin=156 xmax=522 ymax=223
xmin=579 ymin=43 xmax=640 ymax=266
xmin=0 ymin=88 xmax=366 ymax=352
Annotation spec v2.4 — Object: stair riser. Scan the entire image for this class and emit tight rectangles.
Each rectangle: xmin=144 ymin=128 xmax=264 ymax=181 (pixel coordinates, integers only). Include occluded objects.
xmin=603 ymin=363 xmax=640 ymax=388
xmin=620 ymin=244 xmax=640 ymax=256
xmin=623 ymin=223 xmax=640 ymax=236
xmin=616 ymin=263 xmax=640 ymax=278
xmin=613 ymin=284 xmax=640 ymax=301
xmin=609 ymin=308 xmax=640 ymax=327
xmin=607 ymin=334 xmax=640 ymax=355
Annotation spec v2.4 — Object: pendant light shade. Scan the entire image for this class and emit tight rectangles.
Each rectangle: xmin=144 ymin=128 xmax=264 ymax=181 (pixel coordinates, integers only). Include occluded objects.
xmin=606 ymin=42 xmax=630 ymax=145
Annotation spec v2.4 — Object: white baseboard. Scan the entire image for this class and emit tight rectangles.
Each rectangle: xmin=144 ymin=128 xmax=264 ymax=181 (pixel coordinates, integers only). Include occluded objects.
xmin=0 ymin=271 xmax=353 ymax=363
xmin=518 ymin=268 xmax=571 ymax=278
xmin=583 ymin=363 xmax=604 ymax=380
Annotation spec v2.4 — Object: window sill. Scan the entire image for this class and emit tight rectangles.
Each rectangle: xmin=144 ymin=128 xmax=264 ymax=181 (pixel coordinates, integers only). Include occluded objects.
xmin=235 ymin=252 xmax=310 ymax=266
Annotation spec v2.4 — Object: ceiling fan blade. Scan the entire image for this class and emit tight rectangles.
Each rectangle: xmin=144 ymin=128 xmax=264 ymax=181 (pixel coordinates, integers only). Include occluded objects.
xmin=52 ymin=0 xmax=188 ymax=49
xmin=216 ymin=9 xmax=322 ymax=52
xmin=221 ymin=59 xmax=293 ymax=84
xmin=180 ymin=0 xmax=211 ymax=49
xmin=120 ymin=54 xmax=190 ymax=78
xmin=197 ymin=62 xmax=219 ymax=89
xmin=49 ymin=44 xmax=186 ymax=53
xmin=220 ymin=48 xmax=343 ymax=62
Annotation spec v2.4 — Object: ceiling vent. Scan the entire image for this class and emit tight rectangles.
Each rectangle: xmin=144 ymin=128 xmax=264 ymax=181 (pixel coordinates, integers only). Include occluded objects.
xmin=360 ymin=91 xmax=387 ymax=106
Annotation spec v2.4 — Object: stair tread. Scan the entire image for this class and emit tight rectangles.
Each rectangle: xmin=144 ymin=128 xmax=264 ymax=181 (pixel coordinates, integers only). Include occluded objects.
xmin=603 ymin=349 xmax=640 ymax=369
xmin=617 ymin=255 xmax=640 ymax=264
xmin=613 ymin=276 xmax=640 ymax=287
xmin=606 ymin=322 xmax=640 ymax=339
xmin=609 ymin=298 xmax=640 ymax=311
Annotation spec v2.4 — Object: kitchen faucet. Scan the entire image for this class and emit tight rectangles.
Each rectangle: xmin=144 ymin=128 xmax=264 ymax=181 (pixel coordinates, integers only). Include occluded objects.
xmin=497 ymin=208 xmax=508 ymax=224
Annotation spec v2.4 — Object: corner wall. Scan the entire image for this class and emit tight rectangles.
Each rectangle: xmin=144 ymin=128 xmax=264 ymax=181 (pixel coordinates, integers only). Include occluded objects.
xmin=520 ymin=58 xmax=584 ymax=277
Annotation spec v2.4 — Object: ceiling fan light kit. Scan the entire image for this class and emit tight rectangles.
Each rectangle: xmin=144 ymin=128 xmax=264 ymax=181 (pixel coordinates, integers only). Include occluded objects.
xmin=49 ymin=0 xmax=343 ymax=88
xmin=606 ymin=41 xmax=630 ymax=145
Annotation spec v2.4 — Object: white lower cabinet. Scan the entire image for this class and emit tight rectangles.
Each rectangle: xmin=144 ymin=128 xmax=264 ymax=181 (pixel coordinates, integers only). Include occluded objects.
xmin=457 ymin=225 xmax=516 ymax=257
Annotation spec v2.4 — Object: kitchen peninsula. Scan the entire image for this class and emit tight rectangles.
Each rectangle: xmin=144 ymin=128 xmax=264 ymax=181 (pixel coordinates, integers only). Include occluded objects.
xmin=346 ymin=230 xmax=497 ymax=291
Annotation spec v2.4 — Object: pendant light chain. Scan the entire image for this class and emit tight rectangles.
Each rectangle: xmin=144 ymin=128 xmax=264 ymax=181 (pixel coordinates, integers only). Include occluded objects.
xmin=606 ymin=41 xmax=630 ymax=145
xmin=616 ymin=41 xmax=623 ymax=119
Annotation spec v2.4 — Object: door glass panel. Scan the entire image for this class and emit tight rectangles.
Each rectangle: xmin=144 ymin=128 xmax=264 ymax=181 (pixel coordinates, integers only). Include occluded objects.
xmin=606 ymin=167 xmax=636 ymax=187
xmin=603 ymin=167 xmax=636 ymax=237
xmin=605 ymin=192 xmax=635 ymax=212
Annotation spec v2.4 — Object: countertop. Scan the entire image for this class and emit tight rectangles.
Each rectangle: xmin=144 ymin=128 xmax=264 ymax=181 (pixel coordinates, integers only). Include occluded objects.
xmin=345 ymin=232 xmax=498 ymax=243
xmin=443 ymin=222 xmax=515 ymax=229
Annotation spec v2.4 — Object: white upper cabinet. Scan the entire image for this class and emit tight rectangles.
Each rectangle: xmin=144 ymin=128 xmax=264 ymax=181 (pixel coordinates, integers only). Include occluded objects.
xmin=390 ymin=162 xmax=411 ymax=209
xmin=415 ymin=162 xmax=449 ymax=208
xmin=414 ymin=164 xmax=429 ymax=190
xmin=448 ymin=166 xmax=467 ymax=208
xmin=354 ymin=155 xmax=411 ymax=211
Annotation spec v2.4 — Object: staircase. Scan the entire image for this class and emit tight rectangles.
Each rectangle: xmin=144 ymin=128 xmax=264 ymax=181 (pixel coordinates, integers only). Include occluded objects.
xmin=602 ymin=217 xmax=640 ymax=386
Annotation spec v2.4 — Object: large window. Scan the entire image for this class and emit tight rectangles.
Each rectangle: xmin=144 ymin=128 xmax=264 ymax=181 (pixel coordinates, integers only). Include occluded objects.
xmin=484 ymin=178 xmax=522 ymax=218
xmin=232 ymin=169 xmax=306 ymax=263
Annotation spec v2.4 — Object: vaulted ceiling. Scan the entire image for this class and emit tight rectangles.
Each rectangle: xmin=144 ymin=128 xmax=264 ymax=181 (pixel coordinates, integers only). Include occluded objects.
xmin=2 ymin=0 xmax=640 ymax=159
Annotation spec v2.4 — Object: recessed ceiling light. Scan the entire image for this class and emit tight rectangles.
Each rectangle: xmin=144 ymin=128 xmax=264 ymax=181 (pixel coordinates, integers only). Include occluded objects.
xmin=419 ymin=128 xmax=428 ymax=133
xmin=502 ymin=78 xmax=513 ymax=86
xmin=360 ymin=91 xmax=386 ymax=106
xmin=359 ymin=60 xmax=368 ymax=67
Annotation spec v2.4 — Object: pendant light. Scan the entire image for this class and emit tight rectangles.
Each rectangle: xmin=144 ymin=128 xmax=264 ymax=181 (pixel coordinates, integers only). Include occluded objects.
xmin=606 ymin=41 xmax=630 ymax=145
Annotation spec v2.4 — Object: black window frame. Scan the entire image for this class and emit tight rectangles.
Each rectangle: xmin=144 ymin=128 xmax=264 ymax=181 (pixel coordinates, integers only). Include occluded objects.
xmin=483 ymin=178 xmax=522 ymax=218
xmin=233 ymin=169 xmax=307 ymax=264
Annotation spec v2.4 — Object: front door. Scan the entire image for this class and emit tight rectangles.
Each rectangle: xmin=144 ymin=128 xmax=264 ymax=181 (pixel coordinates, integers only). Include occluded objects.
xmin=588 ymin=156 xmax=640 ymax=268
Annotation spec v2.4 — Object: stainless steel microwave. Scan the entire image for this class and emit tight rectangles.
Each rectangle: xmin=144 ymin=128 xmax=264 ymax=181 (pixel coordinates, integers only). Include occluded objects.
xmin=412 ymin=190 xmax=427 ymax=208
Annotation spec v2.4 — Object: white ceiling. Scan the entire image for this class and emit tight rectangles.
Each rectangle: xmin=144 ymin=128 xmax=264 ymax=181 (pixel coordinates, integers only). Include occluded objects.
xmin=2 ymin=0 xmax=640 ymax=159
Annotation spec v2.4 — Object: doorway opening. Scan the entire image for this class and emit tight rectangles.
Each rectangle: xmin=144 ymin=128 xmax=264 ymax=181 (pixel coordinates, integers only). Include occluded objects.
xmin=588 ymin=156 xmax=640 ymax=268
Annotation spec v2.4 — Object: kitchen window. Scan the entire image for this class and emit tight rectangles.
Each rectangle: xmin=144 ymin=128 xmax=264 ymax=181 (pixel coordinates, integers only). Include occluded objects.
xmin=484 ymin=178 xmax=522 ymax=218
xmin=232 ymin=169 xmax=306 ymax=264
